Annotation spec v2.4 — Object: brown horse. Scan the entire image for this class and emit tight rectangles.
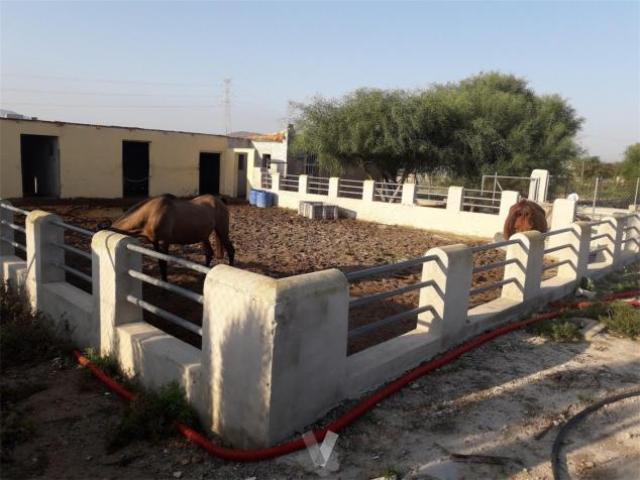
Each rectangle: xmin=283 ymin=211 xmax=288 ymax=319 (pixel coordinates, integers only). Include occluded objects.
xmin=103 ymin=194 xmax=235 ymax=280
xmin=503 ymin=199 xmax=548 ymax=240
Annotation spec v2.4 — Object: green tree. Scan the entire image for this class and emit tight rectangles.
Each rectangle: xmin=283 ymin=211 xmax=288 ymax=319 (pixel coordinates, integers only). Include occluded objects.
xmin=621 ymin=143 xmax=640 ymax=180
xmin=291 ymin=72 xmax=583 ymax=181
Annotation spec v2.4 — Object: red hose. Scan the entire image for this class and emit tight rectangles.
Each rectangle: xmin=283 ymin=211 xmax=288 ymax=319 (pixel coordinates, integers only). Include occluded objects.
xmin=74 ymin=289 xmax=639 ymax=462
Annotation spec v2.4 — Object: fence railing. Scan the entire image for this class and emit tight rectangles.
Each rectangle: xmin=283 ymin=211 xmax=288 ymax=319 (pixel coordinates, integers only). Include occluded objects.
xmin=373 ymin=181 xmax=403 ymax=203
xmin=261 ymin=171 xmax=272 ymax=189
xmin=338 ymin=178 xmax=364 ymax=199
xmin=2 ymin=202 xmax=638 ymax=451
xmin=462 ymin=188 xmax=501 ymax=213
xmin=50 ymin=219 xmax=94 ymax=289
xmin=126 ymin=243 xmax=209 ymax=336
xmin=415 ymin=185 xmax=448 ymax=207
xmin=307 ymin=176 xmax=329 ymax=195
xmin=279 ymin=174 xmax=300 ymax=192
xmin=0 ymin=202 xmax=28 ymax=257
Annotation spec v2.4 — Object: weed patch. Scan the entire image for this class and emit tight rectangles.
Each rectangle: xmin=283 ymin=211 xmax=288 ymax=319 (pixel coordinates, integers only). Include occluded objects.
xmin=599 ymin=301 xmax=640 ymax=339
xmin=107 ymin=382 xmax=198 ymax=452
xmin=0 ymin=281 xmax=72 ymax=372
xmin=527 ymin=319 xmax=582 ymax=342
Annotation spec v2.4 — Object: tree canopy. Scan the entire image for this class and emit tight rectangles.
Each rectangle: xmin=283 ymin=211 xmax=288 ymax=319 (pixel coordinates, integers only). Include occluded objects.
xmin=291 ymin=72 xmax=583 ymax=181
xmin=621 ymin=143 xmax=640 ymax=180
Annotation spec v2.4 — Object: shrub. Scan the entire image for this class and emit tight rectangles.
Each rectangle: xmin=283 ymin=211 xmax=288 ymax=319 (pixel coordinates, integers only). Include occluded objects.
xmin=0 ymin=281 xmax=71 ymax=372
xmin=107 ymin=382 xmax=198 ymax=451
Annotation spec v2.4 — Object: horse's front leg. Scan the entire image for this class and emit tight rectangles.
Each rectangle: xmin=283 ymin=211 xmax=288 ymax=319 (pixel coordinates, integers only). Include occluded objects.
xmin=154 ymin=240 xmax=169 ymax=281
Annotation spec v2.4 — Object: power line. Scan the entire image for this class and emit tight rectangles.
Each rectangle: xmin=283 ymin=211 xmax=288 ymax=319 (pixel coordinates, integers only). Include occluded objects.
xmin=1 ymin=102 xmax=221 ymax=109
xmin=1 ymin=72 xmax=211 ymax=87
xmin=1 ymin=87 xmax=220 ymax=98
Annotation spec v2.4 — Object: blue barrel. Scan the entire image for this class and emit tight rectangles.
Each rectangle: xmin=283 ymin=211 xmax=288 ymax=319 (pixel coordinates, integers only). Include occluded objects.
xmin=256 ymin=190 xmax=273 ymax=208
xmin=249 ymin=189 xmax=260 ymax=205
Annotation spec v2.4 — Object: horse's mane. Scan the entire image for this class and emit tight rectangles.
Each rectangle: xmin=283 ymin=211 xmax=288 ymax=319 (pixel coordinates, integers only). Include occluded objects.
xmin=503 ymin=199 xmax=548 ymax=239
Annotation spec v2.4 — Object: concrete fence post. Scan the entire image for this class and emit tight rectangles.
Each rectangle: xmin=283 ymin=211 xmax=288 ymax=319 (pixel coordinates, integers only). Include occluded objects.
xmin=91 ymin=231 xmax=143 ymax=356
xmin=498 ymin=190 xmax=521 ymax=223
xmin=298 ymin=174 xmax=308 ymax=194
xmin=26 ymin=211 xmax=65 ymax=310
xmin=623 ymin=214 xmax=640 ymax=255
xmin=418 ymin=244 xmax=473 ymax=348
xmin=529 ymin=169 xmax=550 ymax=202
xmin=597 ymin=215 xmax=625 ymax=268
xmin=553 ymin=221 xmax=591 ymax=283
xmin=271 ymin=172 xmax=280 ymax=191
xmin=201 ymin=265 xmax=349 ymax=448
xmin=446 ymin=186 xmax=464 ymax=212
xmin=328 ymin=177 xmax=340 ymax=199
xmin=401 ymin=182 xmax=416 ymax=206
xmin=362 ymin=180 xmax=375 ymax=203
xmin=550 ymin=199 xmax=577 ymax=231
xmin=501 ymin=231 xmax=545 ymax=304
xmin=0 ymin=202 xmax=15 ymax=257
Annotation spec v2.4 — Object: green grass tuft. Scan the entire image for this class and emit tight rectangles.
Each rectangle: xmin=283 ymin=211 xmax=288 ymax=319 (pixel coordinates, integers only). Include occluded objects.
xmin=107 ymin=382 xmax=198 ymax=452
xmin=527 ymin=318 xmax=583 ymax=342
xmin=599 ymin=301 xmax=640 ymax=339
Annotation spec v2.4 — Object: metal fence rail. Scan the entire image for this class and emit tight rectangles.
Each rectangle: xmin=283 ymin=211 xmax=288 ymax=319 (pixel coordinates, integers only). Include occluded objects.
xmin=261 ymin=171 xmax=272 ymax=189
xmin=338 ymin=178 xmax=364 ymax=199
xmin=125 ymin=243 xmax=209 ymax=336
xmin=345 ymin=254 xmax=438 ymax=281
xmin=127 ymin=294 xmax=202 ymax=336
xmin=415 ymin=185 xmax=448 ymax=206
xmin=462 ymin=188 xmax=500 ymax=213
xmin=48 ymin=219 xmax=94 ymax=287
xmin=127 ymin=243 xmax=211 ymax=274
xmin=279 ymin=174 xmax=300 ymax=192
xmin=0 ymin=203 xmax=29 ymax=256
xmin=307 ymin=176 xmax=329 ymax=195
xmin=373 ymin=182 xmax=403 ymax=203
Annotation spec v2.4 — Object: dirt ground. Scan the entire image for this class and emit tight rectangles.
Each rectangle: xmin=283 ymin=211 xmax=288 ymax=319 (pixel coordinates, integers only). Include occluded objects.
xmin=2 ymin=305 xmax=638 ymax=480
xmin=9 ymin=199 xmax=545 ymax=352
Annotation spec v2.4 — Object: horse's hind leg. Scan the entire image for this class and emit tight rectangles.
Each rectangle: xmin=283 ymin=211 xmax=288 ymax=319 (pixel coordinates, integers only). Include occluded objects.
xmin=222 ymin=236 xmax=235 ymax=266
xmin=213 ymin=231 xmax=235 ymax=266
xmin=202 ymin=241 xmax=214 ymax=267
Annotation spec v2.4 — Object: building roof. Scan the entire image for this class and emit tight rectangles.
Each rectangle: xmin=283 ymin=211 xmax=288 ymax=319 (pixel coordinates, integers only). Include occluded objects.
xmin=0 ymin=117 xmax=230 ymax=138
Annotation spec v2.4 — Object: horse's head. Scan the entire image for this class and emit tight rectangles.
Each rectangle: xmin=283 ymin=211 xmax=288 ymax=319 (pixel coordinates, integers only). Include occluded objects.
xmin=503 ymin=199 xmax=548 ymax=239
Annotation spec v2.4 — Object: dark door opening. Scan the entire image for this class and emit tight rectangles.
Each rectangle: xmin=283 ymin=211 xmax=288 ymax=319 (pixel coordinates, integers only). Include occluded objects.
xmin=199 ymin=152 xmax=220 ymax=195
xmin=20 ymin=134 xmax=60 ymax=197
xmin=237 ymin=153 xmax=247 ymax=197
xmin=122 ymin=141 xmax=149 ymax=197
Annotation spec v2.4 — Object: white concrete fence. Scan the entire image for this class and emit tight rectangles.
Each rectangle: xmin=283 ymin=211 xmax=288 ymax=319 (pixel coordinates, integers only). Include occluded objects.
xmin=1 ymin=199 xmax=639 ymax=450
xmin=257 ymin=169 xmax=523 ymax=237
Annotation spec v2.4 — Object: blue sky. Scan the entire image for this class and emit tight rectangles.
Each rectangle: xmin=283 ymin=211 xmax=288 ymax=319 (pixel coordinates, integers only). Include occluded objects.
xmin=1 ymin=1 xmax=638 ymax=161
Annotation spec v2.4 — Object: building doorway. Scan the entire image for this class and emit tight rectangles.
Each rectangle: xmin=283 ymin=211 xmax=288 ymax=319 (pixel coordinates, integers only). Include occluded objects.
xmin=236 ymin=153 xmax=247 ymax=197
xmin=122 ymin=141 xmax=149 ymax=197
xmin=199 ymin=152 xmax=220 ymax=195
xmin=20 ymin=134 xmax=60 ymax=197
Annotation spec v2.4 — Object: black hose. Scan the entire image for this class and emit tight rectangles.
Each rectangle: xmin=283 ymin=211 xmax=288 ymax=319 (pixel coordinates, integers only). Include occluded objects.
xmin=551 ymin=386 xmax=640 ymax=480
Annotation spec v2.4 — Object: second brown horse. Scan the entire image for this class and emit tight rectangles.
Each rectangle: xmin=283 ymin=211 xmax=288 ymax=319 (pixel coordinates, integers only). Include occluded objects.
xmin=503 ymin=199 xmax=549 ymax=240
xmin=106 ymin=194 xmax=235 ymax=280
